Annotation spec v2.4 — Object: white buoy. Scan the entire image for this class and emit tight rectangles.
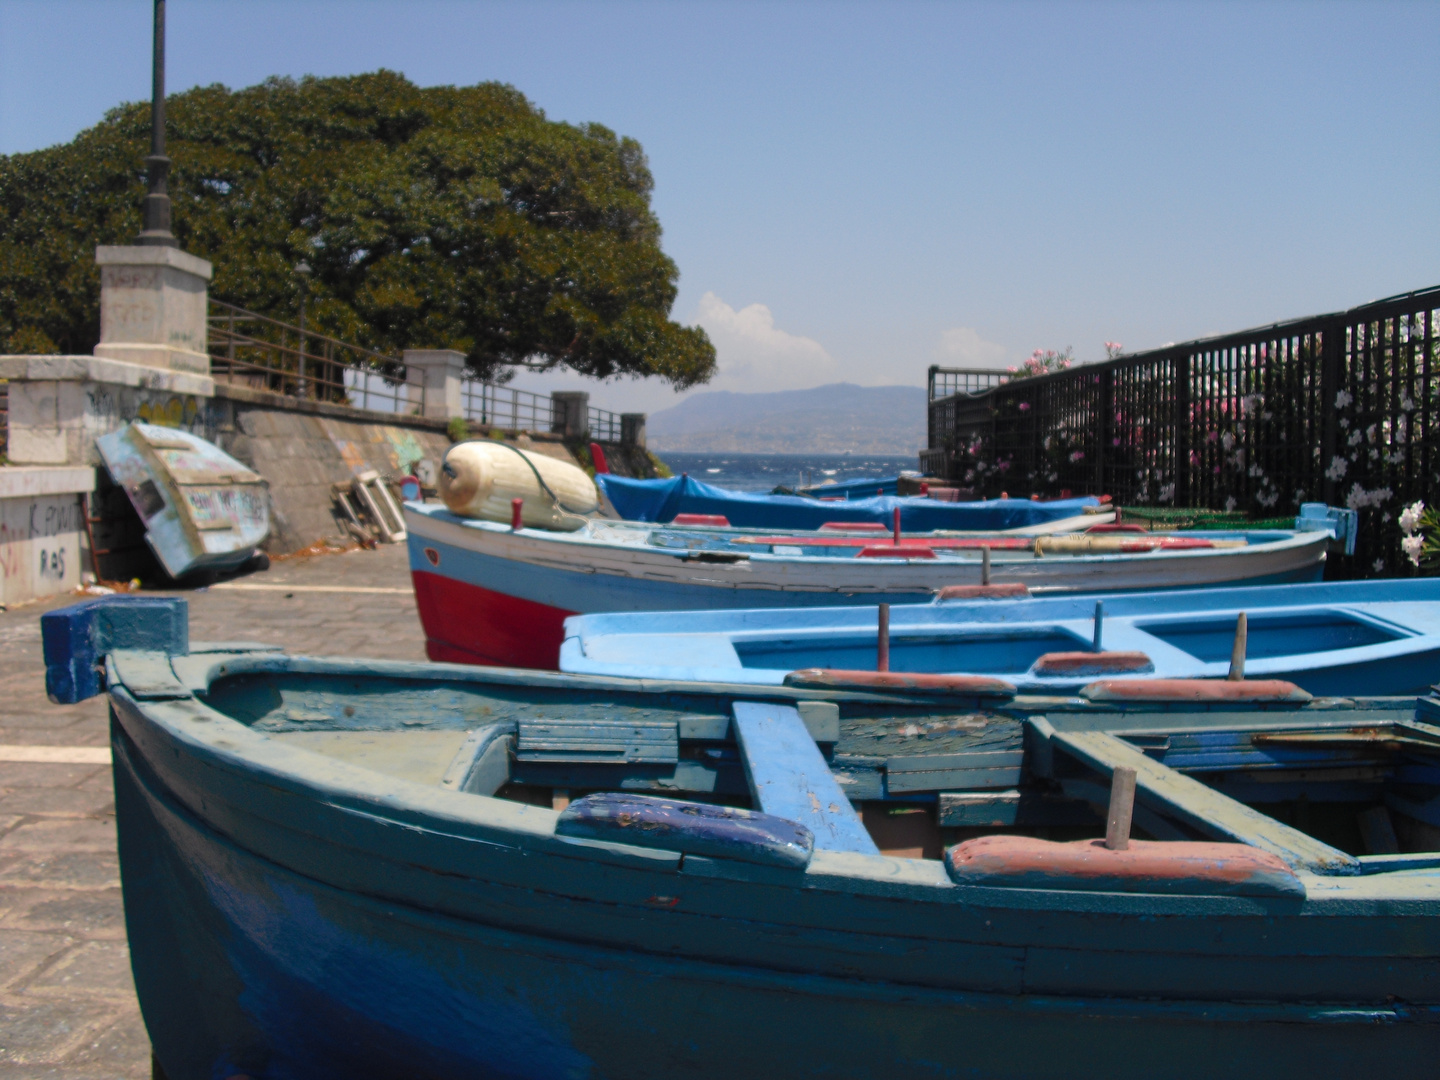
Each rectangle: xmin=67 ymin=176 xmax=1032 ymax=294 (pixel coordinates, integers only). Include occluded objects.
xmin=439 ymin=442 xmax=599 ymax=531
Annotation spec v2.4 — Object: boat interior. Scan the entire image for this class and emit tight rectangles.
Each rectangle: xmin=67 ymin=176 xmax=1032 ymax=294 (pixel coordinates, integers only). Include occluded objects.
xmin=187 ymin=655 xmax=1440 ymax=878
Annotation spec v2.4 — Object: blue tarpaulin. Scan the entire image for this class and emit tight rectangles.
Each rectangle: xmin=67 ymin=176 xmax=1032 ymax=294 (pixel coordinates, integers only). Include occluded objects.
xmin=597 ymin=474 xmax=1100 ymax=531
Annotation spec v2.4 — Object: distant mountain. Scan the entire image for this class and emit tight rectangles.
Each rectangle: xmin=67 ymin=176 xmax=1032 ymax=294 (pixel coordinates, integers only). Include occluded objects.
xmin=646 ymin=383 xmax=927 ymax=454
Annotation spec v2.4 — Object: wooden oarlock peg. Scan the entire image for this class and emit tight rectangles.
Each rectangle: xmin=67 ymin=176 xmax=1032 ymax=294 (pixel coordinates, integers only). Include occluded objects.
xmin=877 ymin=603 xmax=891 ymax=672
xmin=1105 ymin=766 xmax=1137 ymax=851
xmin=1228 ymin=612 xmax=1248 ymax=681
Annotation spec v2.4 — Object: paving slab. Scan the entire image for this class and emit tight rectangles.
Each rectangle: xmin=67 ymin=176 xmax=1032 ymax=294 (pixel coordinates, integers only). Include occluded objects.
xmin=0 ymin=542 xmax=423 ymax=1075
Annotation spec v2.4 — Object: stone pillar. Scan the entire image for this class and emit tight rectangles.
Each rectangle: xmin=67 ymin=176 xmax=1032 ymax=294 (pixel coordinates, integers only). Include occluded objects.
xmin=550 ymin=391 xmax=590 ymax=438
xmin=93 ymin=245 xmax=213 ymax=373
xmin=620 ymin=413 xmax=647 ymax=448
xmin=402 ymin=349 xmax=466 ymax=420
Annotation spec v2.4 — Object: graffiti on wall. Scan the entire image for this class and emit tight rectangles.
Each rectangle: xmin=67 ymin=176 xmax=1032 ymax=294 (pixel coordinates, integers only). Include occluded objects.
xmin=0 ymin=493 xmax=85 ymax=605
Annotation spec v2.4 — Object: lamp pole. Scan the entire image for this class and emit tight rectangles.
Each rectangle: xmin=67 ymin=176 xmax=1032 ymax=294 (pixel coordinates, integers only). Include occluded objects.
xmin=136 ymin=0 xmax=177 ymax=247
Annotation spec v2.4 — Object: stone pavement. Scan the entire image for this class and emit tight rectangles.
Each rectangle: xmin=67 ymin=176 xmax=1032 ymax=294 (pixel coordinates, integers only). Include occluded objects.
xmin=0 ymin=543 xmax=423 ymax=1077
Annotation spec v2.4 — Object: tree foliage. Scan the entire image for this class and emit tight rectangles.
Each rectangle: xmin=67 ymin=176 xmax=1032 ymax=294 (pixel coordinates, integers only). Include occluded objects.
xmin=0 ymin=71 xmax=715 ymax=387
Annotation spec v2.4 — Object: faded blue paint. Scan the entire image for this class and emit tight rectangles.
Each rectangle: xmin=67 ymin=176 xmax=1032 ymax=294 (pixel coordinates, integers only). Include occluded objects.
xmin=41 ymin=595 xmax=188 ymax=703
xmin=561 ymin=578 xmax=1440 ymax=695
xmin=82 ymin=619 xmax=1440 ymax=1079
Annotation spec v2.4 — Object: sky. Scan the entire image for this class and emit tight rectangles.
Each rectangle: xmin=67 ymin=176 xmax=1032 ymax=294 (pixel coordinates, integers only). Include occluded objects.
xmin=2 ymin=0 xmax=1437 ymax=416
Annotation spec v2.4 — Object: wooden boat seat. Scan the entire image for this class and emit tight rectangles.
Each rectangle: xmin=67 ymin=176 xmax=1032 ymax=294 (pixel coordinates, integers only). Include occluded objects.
xmin=732 ymin=702 xmax=880 ymax=855
xmin=1032 ymin=651 xmax=1154 ymax=676
xmin=269 ymin=730 xmax=475 ymax=786
xmin=783 ymin=670 xmax=1016 ymax=697
xmin=556 ymin=793 xmax=814 ymax=868
xmin=946 ymin=836 xmax=1305 ymax=898
xmin=1081 ymin=679 xmax=1312 ymax=703
xmin=672 ymin=514 xmax=731 ymax=526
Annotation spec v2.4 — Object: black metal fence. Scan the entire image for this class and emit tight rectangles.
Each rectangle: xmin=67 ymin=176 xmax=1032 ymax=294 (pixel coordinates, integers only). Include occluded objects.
xmin=926 ymin=285 xmax=1440 ymax=575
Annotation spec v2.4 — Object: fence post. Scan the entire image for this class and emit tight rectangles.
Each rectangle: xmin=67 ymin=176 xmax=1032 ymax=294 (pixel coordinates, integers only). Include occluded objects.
xmin=402 ymin=349 xmax=466 ymax=420
xmin=1319 ymin=317 xmax=1343 ymax=505
xmin=1173 ymin=351 xmax=1191 ymax=506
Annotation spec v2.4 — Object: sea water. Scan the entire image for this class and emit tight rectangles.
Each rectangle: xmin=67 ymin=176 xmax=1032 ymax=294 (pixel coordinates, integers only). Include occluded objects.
xmin=656 ymin=452 xmax=920 ymax=493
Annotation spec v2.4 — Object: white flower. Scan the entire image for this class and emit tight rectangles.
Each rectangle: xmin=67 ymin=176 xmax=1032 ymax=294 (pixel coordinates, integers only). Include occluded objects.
xmin=1336 ymin=390 xmax=1353 ymax=408
xmin=1221 ymin=431 xmax=1235 ymax=451
xmin=1348 ymin=429 xmax=1363 ymax=446
xmin=1374 ymin=558 xmax=1386 ymax=572
xmin=1403 ymin=535 xmax=1424 ymax=567
xmin=1224 ymin=496 xmax=1237 ymax=512
xmin=1325 ymin=456 xmax=1348 ymax=481
xmin=1399 ymin=500 xmax=1425 ymax=535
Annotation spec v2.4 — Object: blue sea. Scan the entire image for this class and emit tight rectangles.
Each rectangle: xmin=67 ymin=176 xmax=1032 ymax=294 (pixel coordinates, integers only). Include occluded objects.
xmin=655 ymin=452 xmax=921 ymax=493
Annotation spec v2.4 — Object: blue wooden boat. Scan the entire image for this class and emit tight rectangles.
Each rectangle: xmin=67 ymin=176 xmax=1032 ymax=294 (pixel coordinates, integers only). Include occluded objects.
xmin=45 ymin=595 xmax=1440 ymax=1079
xmin=559 ymin=578 xmax=1440 ymax=696
xmin=405 ymin=499 xmax=1333 ymax=668
xmin=596 ymin=472 xmax=1106 ymax=530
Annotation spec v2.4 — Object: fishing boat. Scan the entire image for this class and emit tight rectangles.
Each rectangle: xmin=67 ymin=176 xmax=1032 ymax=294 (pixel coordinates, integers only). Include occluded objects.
xmin=46 ymin=594 xmax=1440 ymax=1079
xmin=404 ymin=501 xmax=1332 ymax=668
xmin=559 ymin=578 xmax=1440 ymax=696
xmin=596 ymin=472 xmax=1108 ymax=530
xmin=95 ymin=421 xmax=270 ymax=580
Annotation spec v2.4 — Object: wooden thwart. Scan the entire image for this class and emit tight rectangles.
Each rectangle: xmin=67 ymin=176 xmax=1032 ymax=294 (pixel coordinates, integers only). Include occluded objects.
xmin=731 ymin=701 xmax=879 ymax=855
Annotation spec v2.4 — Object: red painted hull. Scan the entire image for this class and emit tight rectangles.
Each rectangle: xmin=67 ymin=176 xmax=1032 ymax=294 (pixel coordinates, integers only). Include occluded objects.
xmin=411 ymin=569 xmax=576 ymax=669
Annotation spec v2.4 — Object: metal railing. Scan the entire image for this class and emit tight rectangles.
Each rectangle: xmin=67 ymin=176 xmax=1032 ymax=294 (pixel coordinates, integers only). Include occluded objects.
xmin=207 ymin=300 xmax=416 ymax=414
xmin=207 ymin=299 xmax=638 ymax=443
xmin=460 ymin=379 xmax=625 ymax=441
xmin=460 ymin=380 xmax=556 ymax=431
xmin=925 ymin=284 xmax=1440 ymax=575
xmin=928 ymin=366 xmax=1010 ymax=400
xmin=588 ymin=406 xmax=622 ymax=442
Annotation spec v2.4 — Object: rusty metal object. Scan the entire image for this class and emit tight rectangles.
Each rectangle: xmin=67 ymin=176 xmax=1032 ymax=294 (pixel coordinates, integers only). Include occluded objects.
xmin=1033 ymin=651 xmax=1155 ymax=676
xmin=934 ymin=583 xmax=1030 ymax=600
xmin=946 ymin=835 xmax=1305 ymax=897
xmin=1080 ymin=678 xmax=1312 ymax=703
xmin=782 ymin=668 xmax=1015 ymax=696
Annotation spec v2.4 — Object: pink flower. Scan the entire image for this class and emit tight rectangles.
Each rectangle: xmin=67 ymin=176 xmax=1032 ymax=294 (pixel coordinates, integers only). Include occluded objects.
xmin=1069 ymin=450 xmax=1085 ymax=462
xmin=1018 ymin=402 xmax=1030 ymax=411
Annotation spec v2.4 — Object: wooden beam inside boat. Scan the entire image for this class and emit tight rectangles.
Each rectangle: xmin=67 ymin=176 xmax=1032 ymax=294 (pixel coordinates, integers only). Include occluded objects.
xmin=732 ymin=702 xmax=880 ymax=855
xmin=1037 ymin=724 xmax=1362 ymax=874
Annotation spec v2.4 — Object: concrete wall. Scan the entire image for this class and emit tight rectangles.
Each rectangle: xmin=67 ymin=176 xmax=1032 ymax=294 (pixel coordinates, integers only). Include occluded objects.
xmin=0 ymin=467 xmax=94 ymax=607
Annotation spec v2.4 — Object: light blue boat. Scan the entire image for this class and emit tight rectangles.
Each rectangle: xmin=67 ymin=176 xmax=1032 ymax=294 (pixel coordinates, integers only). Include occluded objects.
xmin=42 ymin=594 xmax=1440 ymax=1079
xmin=560 ymin=579 xmax=1440 ymax=696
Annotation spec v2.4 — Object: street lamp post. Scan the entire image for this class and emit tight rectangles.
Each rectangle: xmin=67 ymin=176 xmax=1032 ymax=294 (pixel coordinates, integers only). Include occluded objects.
xmin=136 ymin=0 xmax=177 ymax=247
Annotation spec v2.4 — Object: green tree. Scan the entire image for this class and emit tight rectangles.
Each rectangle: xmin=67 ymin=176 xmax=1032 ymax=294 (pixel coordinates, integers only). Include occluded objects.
xmin=0 ymin=70 xmax=716 ymax=387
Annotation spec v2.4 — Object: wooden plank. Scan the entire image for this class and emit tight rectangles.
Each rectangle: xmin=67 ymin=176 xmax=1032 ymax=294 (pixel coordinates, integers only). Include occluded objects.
xmin=732 ymin=701 xmax=880 ymax=855
xmin=515 ymin=718 xmax=677 ymax=764
xmin=1050 ymin=729 xmax=1361 ymax=874
xmin=886 ymin=765 xmax=1023 ymax=793
xmin=938 ymin=790 xmax=1101 ymax=828
xmin=110 ymin=650 xmax=193 ymax=700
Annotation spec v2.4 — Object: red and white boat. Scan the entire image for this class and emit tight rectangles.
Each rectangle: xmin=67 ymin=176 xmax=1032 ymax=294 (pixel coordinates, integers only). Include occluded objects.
xmin=403 ymin=503 xmax=1330 ymax=669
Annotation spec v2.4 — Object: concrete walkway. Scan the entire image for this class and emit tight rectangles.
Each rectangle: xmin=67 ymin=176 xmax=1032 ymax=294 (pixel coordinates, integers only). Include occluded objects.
xmin=0 ymin=544 xmax=423 ymax=1077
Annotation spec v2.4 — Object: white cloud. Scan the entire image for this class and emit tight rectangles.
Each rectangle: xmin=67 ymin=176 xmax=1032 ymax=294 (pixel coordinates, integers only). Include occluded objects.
xmin=935 ymin=326 xmax=1008 ymax=369
xmin=692 ymin=292 xmax=838 ymax=392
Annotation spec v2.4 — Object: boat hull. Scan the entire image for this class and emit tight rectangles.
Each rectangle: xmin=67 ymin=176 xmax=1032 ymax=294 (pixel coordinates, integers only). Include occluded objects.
xmin=109 ymin=668 xmax=1440 ymax=1080
xmin=406 ymin=506 xmax=1328 ymax=669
